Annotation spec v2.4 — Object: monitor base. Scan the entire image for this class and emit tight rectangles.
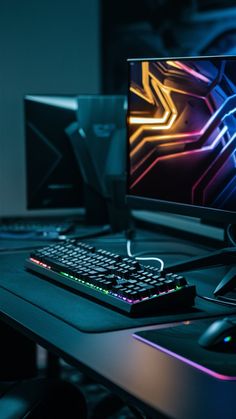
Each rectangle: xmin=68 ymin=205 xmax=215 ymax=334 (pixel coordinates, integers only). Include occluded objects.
xmin=166 ymin=247 xmax=236 ymax=297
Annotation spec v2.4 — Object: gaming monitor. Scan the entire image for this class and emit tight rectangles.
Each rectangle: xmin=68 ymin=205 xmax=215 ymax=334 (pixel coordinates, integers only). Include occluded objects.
xmin=127 ymin=56 xmax=236 ymax=224
xmin=25 ymin=95 xmax=84 ymax=210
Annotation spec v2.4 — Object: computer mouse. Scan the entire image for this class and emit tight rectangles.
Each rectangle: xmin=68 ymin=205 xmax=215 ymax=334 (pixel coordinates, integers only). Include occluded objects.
xmin=198 ymin=318 xmax=236 ymax=351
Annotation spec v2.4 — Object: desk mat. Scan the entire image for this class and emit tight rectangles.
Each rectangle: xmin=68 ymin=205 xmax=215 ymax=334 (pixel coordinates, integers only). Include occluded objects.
xmin=134 ymin=318 xmax=236 ymax=379
xmin=0 ymin=252 xmax=235 ymax=333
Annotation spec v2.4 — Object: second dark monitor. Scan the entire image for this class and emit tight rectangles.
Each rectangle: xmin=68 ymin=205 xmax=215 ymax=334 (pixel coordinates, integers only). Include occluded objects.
xmin=25 ymin=95 xmax=84 ymax=211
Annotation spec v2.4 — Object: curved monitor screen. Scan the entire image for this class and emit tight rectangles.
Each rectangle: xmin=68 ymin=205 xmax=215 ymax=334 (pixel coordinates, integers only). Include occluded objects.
xmin=127 ymin=56 xmax=236 ymax=220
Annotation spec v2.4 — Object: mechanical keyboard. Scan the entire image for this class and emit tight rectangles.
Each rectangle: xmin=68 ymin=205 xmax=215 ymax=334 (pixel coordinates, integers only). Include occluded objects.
xmin=25 ymin=239 xmax=196 ymax=316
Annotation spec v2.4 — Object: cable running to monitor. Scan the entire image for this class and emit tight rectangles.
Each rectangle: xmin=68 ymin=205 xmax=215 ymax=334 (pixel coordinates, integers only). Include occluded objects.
xmin=126 ymin=239 xmax=165 ymax=271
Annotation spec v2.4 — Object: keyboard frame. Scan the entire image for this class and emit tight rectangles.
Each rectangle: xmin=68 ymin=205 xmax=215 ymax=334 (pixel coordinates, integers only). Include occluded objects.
xmin=25 ymin=257 xmax=196 ymax=316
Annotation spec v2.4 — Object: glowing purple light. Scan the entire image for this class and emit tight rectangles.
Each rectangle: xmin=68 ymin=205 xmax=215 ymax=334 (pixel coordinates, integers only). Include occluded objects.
xmin=134 ymin=334 xmax=236 ymax=381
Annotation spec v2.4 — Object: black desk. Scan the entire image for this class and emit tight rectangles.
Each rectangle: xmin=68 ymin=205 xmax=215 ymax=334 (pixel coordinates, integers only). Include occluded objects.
xmin=0 ymin=230 xmax=236 ymax=419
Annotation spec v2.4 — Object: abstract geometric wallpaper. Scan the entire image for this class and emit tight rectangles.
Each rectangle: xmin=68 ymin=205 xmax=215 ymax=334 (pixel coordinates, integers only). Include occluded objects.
xmin=128 ymin=58 xmax=236 ymax=211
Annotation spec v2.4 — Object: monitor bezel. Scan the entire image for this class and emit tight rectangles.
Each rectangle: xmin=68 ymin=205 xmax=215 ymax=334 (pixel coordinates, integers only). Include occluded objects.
xmin=126 ymin=54 xmax=236 ymax=224
xmin=24 ymin=94 xmax=84 ymax=213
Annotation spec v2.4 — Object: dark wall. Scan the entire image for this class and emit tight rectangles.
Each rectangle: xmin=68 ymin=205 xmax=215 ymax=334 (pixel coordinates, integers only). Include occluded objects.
xmin=102 ymin=0 xmax=236 ymax=93
xmin=0 ymin=0 xmax=100 ymax=216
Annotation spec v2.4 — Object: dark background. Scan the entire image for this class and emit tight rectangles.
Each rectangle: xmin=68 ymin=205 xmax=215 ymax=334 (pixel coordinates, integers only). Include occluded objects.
xmin=101 ymin=0 xmax=236 ymax=93
xmin=1 ymin=0 xmax=236 ymax=216
xmin=0 ymin=0 xmax=99 ymax=217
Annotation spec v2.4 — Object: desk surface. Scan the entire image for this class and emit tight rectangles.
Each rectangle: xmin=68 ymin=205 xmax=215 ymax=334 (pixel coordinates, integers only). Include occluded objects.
xmin=0 ymin=230 xmax=236 ymax=419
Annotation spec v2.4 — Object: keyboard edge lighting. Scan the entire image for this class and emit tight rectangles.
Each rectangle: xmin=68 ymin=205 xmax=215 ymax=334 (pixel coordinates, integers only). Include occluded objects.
xmin=30 ymin=257 xmax=52 ymax=270
xmin=29 ymin=257 xmax=182 ymax=305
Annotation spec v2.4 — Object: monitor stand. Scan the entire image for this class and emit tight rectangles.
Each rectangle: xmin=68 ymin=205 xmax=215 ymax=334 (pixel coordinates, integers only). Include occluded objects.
xmin=165 ymin=246 xmax=236 ymax=296
xmin=84 ymin=184 xmax=109 ymax=226
xmin=66 ymin=121 xmax=130 ymax=232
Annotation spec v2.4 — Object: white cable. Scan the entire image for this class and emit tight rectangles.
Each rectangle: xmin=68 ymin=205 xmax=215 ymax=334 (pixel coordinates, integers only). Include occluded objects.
xmin=127 ymin=239 xmax=164 ymax=271
xmin=127 ymin=239 xmax=133 ymax=257
xmin=135 ymin=256 xmax=165 ymax=271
